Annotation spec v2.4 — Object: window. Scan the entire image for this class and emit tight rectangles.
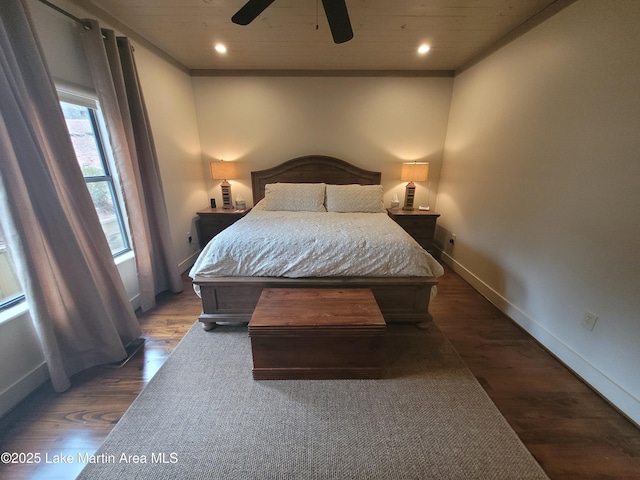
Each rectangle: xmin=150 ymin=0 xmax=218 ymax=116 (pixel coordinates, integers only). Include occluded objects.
xmin=60 ymin=98 xmax=130 ymax=257
xmin=0 ymin=92 xmax=130 ymax=312
xmin=0 ymin=226 xmax=24 ymax=310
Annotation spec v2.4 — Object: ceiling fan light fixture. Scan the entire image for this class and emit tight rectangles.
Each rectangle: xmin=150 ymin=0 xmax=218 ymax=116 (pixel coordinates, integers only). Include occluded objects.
xmin=418 ymin=44 xmax=431 ymax=55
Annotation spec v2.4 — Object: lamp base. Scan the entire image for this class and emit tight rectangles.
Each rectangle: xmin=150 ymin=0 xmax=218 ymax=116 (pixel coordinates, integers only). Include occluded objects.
xmin=221 ymin=181 xmax=233 ymax=209
xmin=403 ymin=182 xmax=416 ymax=210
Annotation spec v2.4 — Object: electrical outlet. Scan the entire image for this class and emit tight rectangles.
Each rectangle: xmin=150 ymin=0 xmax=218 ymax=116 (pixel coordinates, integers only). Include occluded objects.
xmin=187 ymin=232 xmax=193 ymax=244
xmin=582 ymin=311 xmax=598 ymax=331
xmin=448 ymin=233 xmax=456 ymax=248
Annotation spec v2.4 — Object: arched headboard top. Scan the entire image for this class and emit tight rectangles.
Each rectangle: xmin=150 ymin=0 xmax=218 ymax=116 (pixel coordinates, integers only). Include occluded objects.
xmin=251 ymin=155 xmax=382 ymax=203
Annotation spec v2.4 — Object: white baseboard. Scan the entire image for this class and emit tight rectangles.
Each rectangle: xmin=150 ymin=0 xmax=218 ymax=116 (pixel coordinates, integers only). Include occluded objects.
xmin=129 ymin=293 xmax=141 ymax=312
xmin=0 ymin=250 xmax=201 ymax=421
xmin=0 ymin=362 xmax=48 ymax=419
xmin=178 ymin=250 xmax=200 ymax=274
xmin=439 ymin=250 xmax=640 ymax=427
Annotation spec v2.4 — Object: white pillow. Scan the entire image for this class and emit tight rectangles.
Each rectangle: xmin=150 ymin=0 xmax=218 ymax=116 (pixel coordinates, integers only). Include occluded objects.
xmin=263 ymin=183 xmax=327 ymax=212
xmin=325 ymin=184 xmax=385 ymax=213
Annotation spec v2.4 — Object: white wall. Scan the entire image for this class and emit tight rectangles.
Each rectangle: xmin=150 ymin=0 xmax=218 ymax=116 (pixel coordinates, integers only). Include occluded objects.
xmin=437 ymin=0 xmax=640 ymax=424
xmin=133 ymin=48 xmax=205 ymax=271
xmin=0 ymin=307 xmax=48 ymax=418
xmin=191 ymin=76 xmax=453 ymax=210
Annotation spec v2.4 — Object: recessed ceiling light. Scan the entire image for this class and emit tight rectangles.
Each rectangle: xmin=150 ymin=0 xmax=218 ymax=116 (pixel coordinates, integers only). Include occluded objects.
xmin=418 ymin=44 xmax=430 ymax=55
xmin=214 ymin=43 xmax=227 ymax=54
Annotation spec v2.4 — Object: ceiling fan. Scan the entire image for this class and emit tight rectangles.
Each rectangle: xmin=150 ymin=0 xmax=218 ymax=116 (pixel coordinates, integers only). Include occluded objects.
xmin=232 ymin=0 xmax=354 ymax=44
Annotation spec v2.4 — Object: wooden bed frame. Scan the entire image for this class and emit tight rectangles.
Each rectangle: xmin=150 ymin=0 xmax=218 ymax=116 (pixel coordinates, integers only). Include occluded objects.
xmin=192 ymin=155 xmax=439 ymax=330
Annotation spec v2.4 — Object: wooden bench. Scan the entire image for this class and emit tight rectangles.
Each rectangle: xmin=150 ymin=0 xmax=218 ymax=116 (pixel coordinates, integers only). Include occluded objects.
xmin=248 ymin=288 xmax=386 ymax=380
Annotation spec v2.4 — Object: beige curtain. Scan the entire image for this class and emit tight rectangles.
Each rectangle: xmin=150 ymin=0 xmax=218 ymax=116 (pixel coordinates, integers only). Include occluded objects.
xmin=80 ymin=21 xmax=183 ymax=312
xmin=0 ymin=0 xmax=141 ymax=392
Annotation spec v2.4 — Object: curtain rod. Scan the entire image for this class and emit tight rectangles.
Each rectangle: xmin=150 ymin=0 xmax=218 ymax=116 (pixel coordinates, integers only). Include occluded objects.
xmin=37 ymin=0 xmax=92 ymax=29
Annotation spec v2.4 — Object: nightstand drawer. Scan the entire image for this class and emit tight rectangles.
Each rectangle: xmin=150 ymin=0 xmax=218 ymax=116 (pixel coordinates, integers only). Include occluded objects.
xmin=387 ymin=209 xmax=440 ymax=256
xmin=393 ymin=215 xmax=437 ymax=230
xmin=196 ymin=208 xmax=250 ymax=248
xmin=395 ymin=220 xmax=436 ymax=238
xmin=200 ymin=218 xmax=236 ymax=240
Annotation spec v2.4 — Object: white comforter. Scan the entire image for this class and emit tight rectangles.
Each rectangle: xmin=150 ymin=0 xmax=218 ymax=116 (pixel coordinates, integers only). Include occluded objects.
xmin=189 ymin=208 xmax=444 ymax=279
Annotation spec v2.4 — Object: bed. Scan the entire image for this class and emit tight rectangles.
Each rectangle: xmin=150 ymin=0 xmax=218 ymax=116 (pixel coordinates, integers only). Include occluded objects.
xmin=190 ymin=155 xmax=443 ymax=330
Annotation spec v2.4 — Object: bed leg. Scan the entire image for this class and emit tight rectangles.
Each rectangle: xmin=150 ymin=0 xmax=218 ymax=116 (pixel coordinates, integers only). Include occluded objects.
xmin=415 ymin=314 xmax=433 ymax=330
xmin=201 ymin=321 xmax=217 ymax=331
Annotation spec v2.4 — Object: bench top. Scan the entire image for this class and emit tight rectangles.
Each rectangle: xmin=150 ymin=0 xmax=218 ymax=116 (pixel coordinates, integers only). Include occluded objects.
xmin=248 ymin=288 xmax=386 ymax=332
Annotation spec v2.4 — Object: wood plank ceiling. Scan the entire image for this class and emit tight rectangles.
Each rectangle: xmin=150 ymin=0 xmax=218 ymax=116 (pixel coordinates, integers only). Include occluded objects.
xmin=78 ymin=0 xmax=567 ymax=72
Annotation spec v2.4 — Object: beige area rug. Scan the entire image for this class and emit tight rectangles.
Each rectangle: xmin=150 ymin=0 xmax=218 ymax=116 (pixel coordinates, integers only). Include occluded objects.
xmin=78 ymin=322 xmax=548 ymax=479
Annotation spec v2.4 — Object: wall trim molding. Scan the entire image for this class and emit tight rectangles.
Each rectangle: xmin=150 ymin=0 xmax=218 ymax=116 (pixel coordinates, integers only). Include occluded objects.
xmin=439 ymin=250 xmax=640 ymax=428
xmin=190 ymin=69 xmax=455 ymax=78
xmin=0 ymin=362 xmax=48 ymax=419
xmin=456 ymin=0 xmax=579 ymax=74
xmin=178 ymin=250 xmax=200 ymax=274
xmin=65 ymin=0 xmax=189 ymax=74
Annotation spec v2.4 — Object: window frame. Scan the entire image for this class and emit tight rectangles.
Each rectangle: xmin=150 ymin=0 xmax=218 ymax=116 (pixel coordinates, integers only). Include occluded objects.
xmin=58 ymin=88 xmax=132 ymax=258
xmin=80 ymin=107 xmax=131 ymax=257
xmin=0 ymin=228 xmax=24 ymax=312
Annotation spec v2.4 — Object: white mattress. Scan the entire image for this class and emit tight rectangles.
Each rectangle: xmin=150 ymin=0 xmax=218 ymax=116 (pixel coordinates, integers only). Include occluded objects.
xmin=189 ymin=206 xmax=444 ymax=280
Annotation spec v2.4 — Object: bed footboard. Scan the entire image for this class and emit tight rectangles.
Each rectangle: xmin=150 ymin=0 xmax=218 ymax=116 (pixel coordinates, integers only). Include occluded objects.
xmin=193 ymin=276 xmax=438 ymax=329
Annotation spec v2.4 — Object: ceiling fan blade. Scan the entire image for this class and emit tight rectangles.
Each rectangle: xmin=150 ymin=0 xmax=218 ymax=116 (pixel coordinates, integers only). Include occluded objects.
xmin=321 ymin=0 xmax=353 ymax=44
xmin=232 ymin=0 xmax=276 ymax=25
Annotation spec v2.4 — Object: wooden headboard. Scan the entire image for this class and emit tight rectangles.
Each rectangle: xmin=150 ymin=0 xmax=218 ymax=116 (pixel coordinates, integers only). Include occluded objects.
xmin=251 ymin=155 xmax=382 ymax=203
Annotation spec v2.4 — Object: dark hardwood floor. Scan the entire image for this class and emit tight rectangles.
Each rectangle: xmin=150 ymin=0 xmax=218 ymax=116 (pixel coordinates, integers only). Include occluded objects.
xmin=0 ymin=267 xmax=639 ymax=479
xmin=0 ymin=275 xmax=199 ymax=480
xmin=431 ymin=267 xmax=640 ymax=479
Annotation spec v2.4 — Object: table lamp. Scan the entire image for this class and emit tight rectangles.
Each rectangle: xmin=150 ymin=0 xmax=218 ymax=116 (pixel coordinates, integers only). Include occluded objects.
xmin=400 ymin=162 xmax=429 ymax=210
xmin=210 ymin=160 xmax=237 ymax=209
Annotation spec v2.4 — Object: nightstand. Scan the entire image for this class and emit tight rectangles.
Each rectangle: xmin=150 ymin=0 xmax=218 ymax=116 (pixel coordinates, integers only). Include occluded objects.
xmin=387 ymin=209 xmax=440 ymax=256
xmin=196 ymin=208 xmax=251 ymax=248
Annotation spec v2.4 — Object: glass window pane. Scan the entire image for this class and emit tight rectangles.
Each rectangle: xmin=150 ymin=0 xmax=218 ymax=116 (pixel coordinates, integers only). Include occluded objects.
xmin=0 ymin=228 xmax=24 ymax=308
xmin=60 ymin=100 xmax=130 ymax=257
xmin=87 ymin=181 xmax=126 ymax=255
xmin=60 ymin=102 xmax=106 ymax=177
